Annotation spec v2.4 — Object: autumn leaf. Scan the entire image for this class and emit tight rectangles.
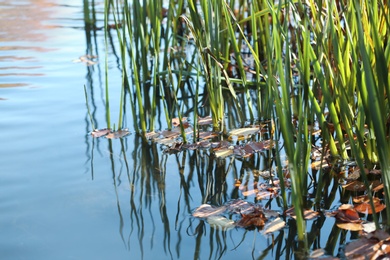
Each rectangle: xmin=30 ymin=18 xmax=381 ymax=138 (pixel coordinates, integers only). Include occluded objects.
xmin=336 ymin=222 xmax=363 ymax=231
xmin=192 ymin=204 xmax=227 ymax=218
xmin=335 ymin=204 xmax=362 ymax=223
xmin=105 ymin=129 xmax=129 ymax=139
xmin=197 ymin=116 xmax=213 ymax=125
xmin=228 ymin=127 xmax=260 ymax=141
xmin=207 ymin=216 xmax=235 ymax=230
xmin=344 ymin=237 xmax=377 ymax=258
xmin=236 ymin=207 xmax=266 ymax=229
xmin=262 ymin=217 xmax=285 ymax=235
xmin=172 ymin=117 xmax=188 ymax=127
xmin=91 ymin=128 xmax=112 ymax=138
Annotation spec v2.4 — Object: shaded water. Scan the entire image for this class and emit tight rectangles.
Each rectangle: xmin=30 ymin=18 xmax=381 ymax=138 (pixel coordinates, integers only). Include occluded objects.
xmin=0 ymin=1 xmax=353 ymax=259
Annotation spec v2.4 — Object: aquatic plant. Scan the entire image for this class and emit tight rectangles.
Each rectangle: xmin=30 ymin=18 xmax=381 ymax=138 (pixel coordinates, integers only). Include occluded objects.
xmin=94 ymin=0 xmax=390 ymax=251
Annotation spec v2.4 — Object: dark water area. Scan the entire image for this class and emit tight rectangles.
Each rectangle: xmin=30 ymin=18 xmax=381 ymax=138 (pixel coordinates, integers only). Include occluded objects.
xmin=0 ymin=1 xmax=354 ymax=259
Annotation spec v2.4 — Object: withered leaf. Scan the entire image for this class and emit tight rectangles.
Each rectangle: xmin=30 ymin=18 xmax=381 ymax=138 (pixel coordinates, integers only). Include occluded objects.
xmin=343 ymin=180 xmax=366 ymax=192
xmin=262 ymin=217 xmax=285 ymax=235
xmin=192 ymin=204 xmax=227 ymax=218
xmin=236 ymin=208 xmax=266 ymax=229
xmin=197 ymin=116 xmax=213 ymax=125
xmin=354 ymin=201 xmax=386 ymax=214
xmin=344 ymin=237 xmax=376 ymax=259
xmin=206 ymin=216 xmax=235 ymax=230
xmin=228 ymin=127 xmax=260 ymax=141
xmin=172 ymin=117 xmax=188 ymax=127
xmin=336 ymin=222 xmax=363 ymax=231
xmin=105 ymin=129 xmax=129 ymax=139
xmin=335 ymin=204 xmax=362 ymax=223
xmin=311 ymin=159 xmax=329 ymax=170
xmin=214 ymin=147 xmax=234 ymax=158
xmin=197 ymin=131 xmax=218 ymax=140
xmin=91 ymin=128 xmax=112 ymax=138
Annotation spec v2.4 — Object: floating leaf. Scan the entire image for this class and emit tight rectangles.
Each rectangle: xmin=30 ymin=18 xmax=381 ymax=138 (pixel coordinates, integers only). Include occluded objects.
xmin=207 ymin=216 xmax=235 ymax=230
xmin=336 ymin=222 xmax=363 ymax=231
xmin=242 ymin=189 xmax=258 ymax=197
xmin=354 ymin=201 xmax=386 ymax=214
xmin=342 ymin=180 xmax=366 ymax=192
xmin=335 ymin=204 xmax=362 ymax=223
xmin=344 ymin=237 xmax=376 ymax=258
xmin=197 ymin=116 xmax=213 ymax=125
xmin=145 ymin=131 xmax=160 ymax=139
xmin=197 ymin=131 xmax=218 ymax=140
xmin=172 ymin=117 xmax=188 ymax=127
xmin=236 ymin=208 xmax=266 ymax=229
xmin=91 ymin=128 xmax=112 ymax=138
xmin=228 ymin=127 xmax=260 ymax=141
xmin=262 ymin=217 xmax=285 ymax=235
xmin=192 ymin=204 xmax=227 ymax=218
xmin=105 ymin=129 xmax=129 ymax=139
xmin=214 ymin=147 xmax=234 ymax=158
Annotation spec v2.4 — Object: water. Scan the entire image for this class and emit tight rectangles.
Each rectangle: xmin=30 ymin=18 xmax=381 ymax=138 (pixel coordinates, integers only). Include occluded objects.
xmin=0 ymin=1 xmax=349 ymax=259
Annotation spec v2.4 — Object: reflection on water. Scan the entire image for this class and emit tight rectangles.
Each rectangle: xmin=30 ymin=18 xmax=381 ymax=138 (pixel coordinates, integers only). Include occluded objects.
xmin=0 ymin=0 xmax=349 ymax=259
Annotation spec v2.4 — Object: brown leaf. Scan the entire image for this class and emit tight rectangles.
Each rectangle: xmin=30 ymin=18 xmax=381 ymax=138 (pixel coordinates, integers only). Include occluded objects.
xmin=343 ymin=180 xmax=366 ymax=192
xmin=192 ymin=204 xmax=227 ymax=218
xmin=105 ymin=129 xmax=130 ymax=139
xmin=172 ymin=117 xmax=188 ymax=127
xmin=228 ymin=127 xmax=260 ymax=141
xmin=335 ymin=205 xmax=362 ymax=223
xmin=236 ymin=208 xmax=266 ymax=229
xmin=197 ymin=116 xmax=213 ymax=125
xmin=336 ymin=222 xmax=363 ymax=231
xmin=344 ymin=237 xmax=376 ymax=259
xmin=262 ymin=217 xmax=285 ymax=234
xmin=197 ymin=131 xmax=218 ymax=140
xmin=355 ymin=201 xmax=386 ymax=214
xmin=91 ymin=128 xmax=112 ymax=138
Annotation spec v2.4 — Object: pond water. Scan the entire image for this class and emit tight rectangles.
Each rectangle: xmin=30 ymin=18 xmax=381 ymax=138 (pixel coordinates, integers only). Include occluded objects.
xmin=0 ymin=1 xmax=355 ymax=259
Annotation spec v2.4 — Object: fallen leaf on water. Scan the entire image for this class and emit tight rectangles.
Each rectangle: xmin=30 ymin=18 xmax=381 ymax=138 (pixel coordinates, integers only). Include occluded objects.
xmin=172 ymin=117 xmax=188 ymax=127
xmin=207 ymin=216 xmax=235 ymax=230
xmin=344 ymin=237 xmax=377 ymax=259
xmin=242 ymin=189 xmax=258 ymax=197
xmin=309 ymin=248 xmax=325 ymax=258
xmin=336 ymin=222 xmax=363 ymax=231
xmin=192 ymin=204 xmax=227 ymax=218
xmin=354 ymin=200 xmax=386 ymax=214
xmin=91 ymin=128 xmax=112 ymax=138
xmin=197 ymin=131 xmax=218 ymax=140
xmin=197 ymin=116 xmax=213 ymax=125
xmin=342 ymin=180 xmax=366 ymax=192
xmin=214 ymin=147 xmax=234 ymax=158
xmin=105 ymin=129 xmax=130 ymax=139
xmin=236 ymin=207 xmax=266 ymax=229
xmin=335 ymin=204 xmax=362 ymax=223
xmin=228 ymin=127 xmax=260 ymax=141
xmin=262 ymin=217 xmax=285 ymax=235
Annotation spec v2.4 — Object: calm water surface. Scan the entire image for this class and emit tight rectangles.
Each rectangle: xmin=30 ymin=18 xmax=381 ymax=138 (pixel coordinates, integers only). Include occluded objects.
xmin=0 ymin=1 xmax=345 ymax=259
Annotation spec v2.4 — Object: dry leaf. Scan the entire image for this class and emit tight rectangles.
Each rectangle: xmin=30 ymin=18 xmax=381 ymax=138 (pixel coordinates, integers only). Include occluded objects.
xmin=197 ymin=116 xmax=213 ymax=125
xmin=192 ymin=204 xmax=227 ymax=218
xmin=336 ymin=205 xmax=361 ymax=223
xmin=197 ymin=131 xmax=218 ymax=140
xmin=172 ymin=117 xmax=188 ymax=127
xmin=336 ymin=222 xmax=363 ymax=231
xmin=105 ymin=129 xmax=130 ymax=139
xmin=91 ymin=128 xmax=112 ymax=138
xmin=344 ymin=237 xmax=376 ymax=259
xmin=228 ymin=127 xmax=260 ymax=141
xmin=354 ymin=201 xmax=386 ymax=214
xmin=214 ymin=148 xmax=234 ymax=158
xmin=207 ymin=216 xmax=235 ymax=230
xmin=236 ymin=208 xmax=266 ymax=229
xmin=262 ymin=217 xmax=285 ymax=235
